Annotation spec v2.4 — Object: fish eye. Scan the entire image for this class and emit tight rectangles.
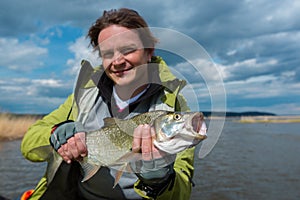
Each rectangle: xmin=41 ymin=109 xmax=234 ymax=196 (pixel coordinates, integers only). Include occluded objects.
xmin=173 ymin=114 xmax=182 ymax=120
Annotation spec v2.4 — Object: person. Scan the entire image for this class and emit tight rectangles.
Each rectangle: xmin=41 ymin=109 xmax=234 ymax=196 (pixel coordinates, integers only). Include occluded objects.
xmin=21 ymin=8 xmax=198 ymax=200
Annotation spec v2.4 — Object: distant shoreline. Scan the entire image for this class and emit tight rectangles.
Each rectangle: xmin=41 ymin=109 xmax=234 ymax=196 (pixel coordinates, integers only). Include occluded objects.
xmin=202 ymin=111 xmax=276 ymax=117
xmin=237 ymin=116 xmax=300 ymax=123
xmin=203 ymin=111 xmax=300 ymax=123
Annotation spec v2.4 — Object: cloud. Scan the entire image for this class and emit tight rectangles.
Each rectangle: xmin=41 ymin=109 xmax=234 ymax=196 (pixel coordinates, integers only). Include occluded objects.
xmin=0 ymin=37 xmax=47 ymax=71
xmin=0 ymin=0 xmax=299 ymax=114
xmin=0 ymin=0 xmax=104 ymax=37
xmin=223 ymin=58 xmax=278 ymax=81
xmin=0 ymin=77 xmax=70 ymax=98
xmin=66 ymin=36 xmax=100 ymax=76
xmin=0 ymin=77 xmax=72 ymax=113
xmin=28 ymin=79 xmax=72 ymax=98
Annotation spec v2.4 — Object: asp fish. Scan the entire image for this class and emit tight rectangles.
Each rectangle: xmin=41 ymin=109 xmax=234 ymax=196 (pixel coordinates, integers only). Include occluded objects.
xmin=29 ymin=110 xmax=207 ymax=186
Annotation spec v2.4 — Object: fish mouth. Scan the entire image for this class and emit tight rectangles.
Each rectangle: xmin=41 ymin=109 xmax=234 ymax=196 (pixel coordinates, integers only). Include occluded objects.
xmin=190 ymin=112 xmax=207 ymax=139
xmin=191 ymin=113 xmax=203 ymax=133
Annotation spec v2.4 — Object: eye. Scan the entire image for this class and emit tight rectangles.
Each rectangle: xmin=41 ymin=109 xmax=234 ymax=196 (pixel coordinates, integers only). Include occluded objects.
xmin=101 ymin=50 xmax=114 ymax=59
xmin=173 ymin=114 xmax=182 ymax=120
xmin=120 ymin=47 xmax=136 ymax=55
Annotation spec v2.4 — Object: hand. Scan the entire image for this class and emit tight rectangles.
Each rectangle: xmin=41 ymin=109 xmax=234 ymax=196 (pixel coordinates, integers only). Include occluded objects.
xmin=132 ymin=124 xmax=175 ymax=181
xmin=50 ymin=121 xmax=87 ymax=164
xmin=132 ymin=124 xmax=163 ymax=161
xmin=57 ymin=132 xmax=87 ymax=163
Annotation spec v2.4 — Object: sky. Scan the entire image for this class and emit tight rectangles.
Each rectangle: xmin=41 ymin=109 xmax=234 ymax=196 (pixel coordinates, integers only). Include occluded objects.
xmin=0 ymin=0 xmax=299 ymax=115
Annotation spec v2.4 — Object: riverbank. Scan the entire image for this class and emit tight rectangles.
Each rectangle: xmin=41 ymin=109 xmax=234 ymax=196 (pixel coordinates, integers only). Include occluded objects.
xmin=0 ymin=113 xmax=41 ymax=141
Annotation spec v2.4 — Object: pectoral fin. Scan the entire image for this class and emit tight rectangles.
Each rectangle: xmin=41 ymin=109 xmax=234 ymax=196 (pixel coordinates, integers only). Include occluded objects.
xmin=113 ymin=162 xmax=133 ymax=188
xmin=113 ymin=151 xmax=142 ymax=165
xmin=113 ymin=169 xmax=124 ymax=188
xmin=80 ymin=161 xmax=101 ymax=182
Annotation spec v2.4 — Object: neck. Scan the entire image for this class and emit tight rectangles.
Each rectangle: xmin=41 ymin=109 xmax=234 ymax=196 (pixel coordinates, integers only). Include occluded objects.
xmin=114 ymin=84 xmax=148 ymax=101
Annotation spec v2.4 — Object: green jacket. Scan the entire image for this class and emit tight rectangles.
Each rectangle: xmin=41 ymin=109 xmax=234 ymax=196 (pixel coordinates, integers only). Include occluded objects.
xmin=21 ymin=56 xmax=196 ymax=200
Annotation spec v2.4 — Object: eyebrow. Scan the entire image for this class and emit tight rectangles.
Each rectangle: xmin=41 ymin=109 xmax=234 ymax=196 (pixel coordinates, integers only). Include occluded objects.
xmin=101 ymin=43 xmax=140 ymax=52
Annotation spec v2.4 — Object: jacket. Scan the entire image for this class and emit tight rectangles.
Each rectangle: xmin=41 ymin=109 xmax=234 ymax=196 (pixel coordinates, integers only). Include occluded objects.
xmin=21 ymin=56 xmax=196 ymax=200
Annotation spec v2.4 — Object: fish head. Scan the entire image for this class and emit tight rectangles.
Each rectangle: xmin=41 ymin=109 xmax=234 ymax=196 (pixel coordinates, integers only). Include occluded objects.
xmin=153 ymin=112 xmax=207 ymax=154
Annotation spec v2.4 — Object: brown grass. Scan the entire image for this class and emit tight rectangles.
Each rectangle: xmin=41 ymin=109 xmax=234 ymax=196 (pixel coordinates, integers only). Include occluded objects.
xmin=0 ymin=113 xmax=41 ymax=141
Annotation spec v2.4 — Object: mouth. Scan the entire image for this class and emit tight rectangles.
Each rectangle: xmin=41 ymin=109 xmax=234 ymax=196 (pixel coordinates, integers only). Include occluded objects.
xmin=111 ymin=66 xmax=134 ymax=75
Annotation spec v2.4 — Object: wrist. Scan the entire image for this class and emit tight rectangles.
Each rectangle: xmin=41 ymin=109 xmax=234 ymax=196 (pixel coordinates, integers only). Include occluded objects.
xmin=135 ymin=167 xmax=175 ymax=198
xmin=50 ymin=120 xmax=74 ymax=135
xmin=49 ymin=120 xmax=85 ymax=151
xmin=137 ymin=164 xmax=174 ymax=185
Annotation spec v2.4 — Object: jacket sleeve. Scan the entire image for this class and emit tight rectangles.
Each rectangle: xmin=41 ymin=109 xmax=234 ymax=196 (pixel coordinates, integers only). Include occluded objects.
xmin=159 ymin=147 xmax=195 ymax=200
xmin=21 ymin=94 xmax=75 ymax=162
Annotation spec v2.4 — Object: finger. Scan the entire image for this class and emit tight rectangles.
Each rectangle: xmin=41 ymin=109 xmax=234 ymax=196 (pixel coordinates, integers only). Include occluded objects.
xmin=150 ymin=127 xmax=164 ymax=159
xmin=74 ymin=132 xmax=87 ymax=157
xmin=57 ymin=147 xmax=65 ymax=158
xmin=150 ymin=126 xmax=156 ymax=139
xmin=141 ymin=124 xmax=152 ymax=161
xmin=67 ymin=137 xmax=80 ymax=160
xmin=132 ymin=125 xmax=143 ymax=153
xmin=63 ymin=142 xmax=68 ymax=152
xmin=63 ymin=143 xmax=73 ymax=163
xmin=151 ymin=145 xmax=165 ymax=159
xmin=58 ymin=144 xmax=72 ymax=164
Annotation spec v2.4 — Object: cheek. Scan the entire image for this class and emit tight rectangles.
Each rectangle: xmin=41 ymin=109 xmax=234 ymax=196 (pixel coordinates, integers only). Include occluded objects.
xmin=128 ymin=51 xmax=149 ymax=65
xmin=102 ymin=60 xmax=110 ymax=70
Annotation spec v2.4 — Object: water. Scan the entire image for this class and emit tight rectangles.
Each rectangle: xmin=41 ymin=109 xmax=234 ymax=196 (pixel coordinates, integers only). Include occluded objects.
xmin=191 ymin=120 xmax=300 ymax=200
xmin=0 ymin=140 xmax=46 ymax=199
xmin=0 ymin=121 xmax=300 ymax=200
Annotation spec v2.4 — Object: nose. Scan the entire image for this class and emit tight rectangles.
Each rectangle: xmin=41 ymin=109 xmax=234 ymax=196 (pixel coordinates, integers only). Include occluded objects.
xmin=112 ymin=52 xmax=125 ymax=66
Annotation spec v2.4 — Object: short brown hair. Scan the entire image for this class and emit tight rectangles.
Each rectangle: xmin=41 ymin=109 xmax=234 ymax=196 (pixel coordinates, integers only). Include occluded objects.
xmin=88 ymin=8 xmax=158 ymax=51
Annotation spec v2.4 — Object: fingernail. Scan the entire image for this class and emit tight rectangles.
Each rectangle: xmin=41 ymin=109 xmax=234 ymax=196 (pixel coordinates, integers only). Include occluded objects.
xmin=132 ymin=146 xmax=141 ymax=153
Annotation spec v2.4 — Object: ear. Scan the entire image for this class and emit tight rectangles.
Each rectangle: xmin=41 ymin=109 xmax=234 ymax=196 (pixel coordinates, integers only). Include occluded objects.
xmin=146 ymin=48 xmax=154 ymax=62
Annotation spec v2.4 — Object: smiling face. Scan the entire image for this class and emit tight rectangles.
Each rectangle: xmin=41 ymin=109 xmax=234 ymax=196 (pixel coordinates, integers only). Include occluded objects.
xmin=98 ymin=25 xmax=153 ymax=96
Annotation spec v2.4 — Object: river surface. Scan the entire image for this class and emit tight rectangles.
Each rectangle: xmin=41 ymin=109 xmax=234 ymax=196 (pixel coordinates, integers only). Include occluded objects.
xmin=0 ymin=120 xmax=300 ymax=200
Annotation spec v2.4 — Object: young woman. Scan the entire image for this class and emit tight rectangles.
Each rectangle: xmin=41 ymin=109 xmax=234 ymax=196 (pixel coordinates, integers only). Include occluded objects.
xmin=21 ymin=8 xmax=196 ymax=200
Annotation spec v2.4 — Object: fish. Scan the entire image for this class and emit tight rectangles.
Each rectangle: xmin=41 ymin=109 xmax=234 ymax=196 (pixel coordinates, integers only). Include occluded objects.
xmin=29 ymin=110 xmax=207 ymax=186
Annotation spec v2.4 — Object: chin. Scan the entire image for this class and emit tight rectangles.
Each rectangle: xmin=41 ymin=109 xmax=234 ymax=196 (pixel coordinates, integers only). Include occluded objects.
xmin=114 ymin=78 xmax=135 ymax=87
